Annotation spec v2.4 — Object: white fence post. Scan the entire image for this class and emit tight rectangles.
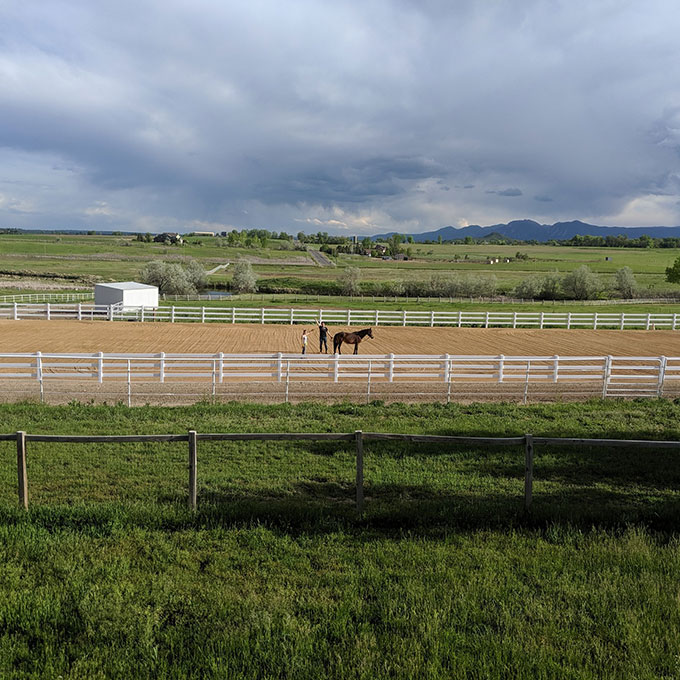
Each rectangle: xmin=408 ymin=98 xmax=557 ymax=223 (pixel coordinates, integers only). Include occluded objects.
xmin=485 ymin=311 xmax=490 ymax=328
xmin=218 ymin=352 xmax=224 ymax=383
xmin=108 ymin=305 xmax=114 ymax=321
xmin=46 ymin=303 xmax=50 ymax=321
xmin=402 ymin=310 xmax=407 ymax=326
xmin=366 ymin=360 xmax=372 ymax=404
xmin=333 ymin=354 xmax=339 ymax=383
xmin=673 ymin=313 xmax=678 ymax=331
xmin=457 ymin=311 xmax=462 ymax=328
xmin=159 ymin=352 xmax=165 ymax=383
xmin=567 ymin=312 xmax=571 ymax=330
xmin=232 ymin=307 xmax=236 ymax=324
xmin=430 ymin=311 xmax=435 ymax=327
xmin=127 ymin=359 xmax=131 ymax=407
xmin=388 ymin=353 xmax=394 ymax=383
xmin=602 ymin=355 xmax=612 ymax=398
xmin=171 ymin=306 xmax=175 ymax=323
xmin=141 ymin=307 xmax=145 ymax=323
xmin=375 ymin=309 xmax=379 ymax=325
xmin=98 ymin=351 xmax=104 ymax=384
xmin=77 ymin=303 xmax=82 ymax=321
xmin=348 ymin=309 xmax=352 ymax=325
xmin=289 ymin=308 xmax=294 ymax=325
xmin=277 ymin=352 xmax=283 ymax=382
xmin=512 ymin=311 xmax=517 ymax=329
xmin=657 ymin=356 xmax=667 ymax=397
xmin=539 ymin=312 xmax=544 ymax=330
xmin=13 ymin=302 xmax=18 ymax=320
xmin=498 ymin=355 xmax=504 ymax=383
xmin=553 ymin=355 xmax=559 ymax=382
xmin=201 ymin=307 xmax=206 ymax=323
xmin=646 ymin=313 xmax=651 ymax=330
xmin=261 ymin=307 xmax=265 ymax=324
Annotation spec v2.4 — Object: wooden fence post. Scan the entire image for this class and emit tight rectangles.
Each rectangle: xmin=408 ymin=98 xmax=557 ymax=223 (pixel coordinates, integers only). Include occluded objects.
xmin=355 ymin=430 xmax=364 ymax=513
xmin=17 ymin=431 xmax=28 ymax=510
xmin=188 ymin=430 xmax=198 ymax=511
xmin=524 ymin=434 xmax=533 ymax=513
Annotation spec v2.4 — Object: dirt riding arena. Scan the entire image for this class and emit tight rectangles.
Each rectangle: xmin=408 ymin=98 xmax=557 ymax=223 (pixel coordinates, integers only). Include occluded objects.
xmin=1 ymin=319 xmax=678 ymax=356
xmin=1 ymin=320 xmax=678 ymax=405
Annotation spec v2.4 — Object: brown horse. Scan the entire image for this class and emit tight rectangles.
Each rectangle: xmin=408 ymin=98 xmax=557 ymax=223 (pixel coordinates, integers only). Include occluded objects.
xmin=333 ymin=328 xmax=374 ymax=355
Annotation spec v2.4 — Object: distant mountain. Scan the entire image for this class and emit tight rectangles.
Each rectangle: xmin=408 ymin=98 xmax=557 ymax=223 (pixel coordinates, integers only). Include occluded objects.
xmin=371 ymin=220 xmax=680 ymax=243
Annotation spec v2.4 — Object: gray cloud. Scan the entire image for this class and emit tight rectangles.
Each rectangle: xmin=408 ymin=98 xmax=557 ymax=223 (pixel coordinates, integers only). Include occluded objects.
xmin=1 ymin=0 xmax=680 ymax=233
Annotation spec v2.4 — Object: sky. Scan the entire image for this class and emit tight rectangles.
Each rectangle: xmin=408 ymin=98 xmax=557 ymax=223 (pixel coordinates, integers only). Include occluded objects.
xmin=1 ymin=0 xmax=680 ymax=235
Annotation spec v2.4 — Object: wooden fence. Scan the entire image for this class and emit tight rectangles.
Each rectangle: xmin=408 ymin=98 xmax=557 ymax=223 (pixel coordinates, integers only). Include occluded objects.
xmin=1 ymin=352 xmax=679 ymax=403
xmin=1 ymin=302 xmax=679 ymax=329
xmin=3 ymin=429 xmax=679 ymax=514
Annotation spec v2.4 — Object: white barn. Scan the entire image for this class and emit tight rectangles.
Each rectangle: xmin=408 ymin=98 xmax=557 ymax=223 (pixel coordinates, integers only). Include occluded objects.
xmin=94 ymin=282 xmax=159 ymax=308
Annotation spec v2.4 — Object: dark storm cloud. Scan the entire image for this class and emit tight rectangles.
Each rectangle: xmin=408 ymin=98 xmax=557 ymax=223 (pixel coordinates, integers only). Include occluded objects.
xmin=1 ymin=0 xmax=680 ymax=232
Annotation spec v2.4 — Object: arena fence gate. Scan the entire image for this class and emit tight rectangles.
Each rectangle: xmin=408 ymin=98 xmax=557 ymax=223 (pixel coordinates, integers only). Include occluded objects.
xmin=1 ymin=302 xmax=679 ymax=330
xmin=1 ymin=352 xmax=678 ymax=404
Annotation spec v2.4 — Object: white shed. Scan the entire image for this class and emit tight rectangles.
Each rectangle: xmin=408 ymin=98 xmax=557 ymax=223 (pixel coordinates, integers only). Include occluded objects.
xmin=94 ymin=282 xmax=159 ymax=308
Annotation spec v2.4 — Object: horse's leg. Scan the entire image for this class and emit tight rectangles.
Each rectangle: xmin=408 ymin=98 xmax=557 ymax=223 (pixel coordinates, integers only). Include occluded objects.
xmin=354 ymin=343 xmax=358 ymax=355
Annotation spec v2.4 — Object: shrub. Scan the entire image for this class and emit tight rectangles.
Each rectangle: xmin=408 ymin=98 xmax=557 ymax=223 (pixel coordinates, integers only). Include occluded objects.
xmin=231 ymin=260 xmax=258 ymax=293
xmin=561 ymin=265 xmax=602 ymax=300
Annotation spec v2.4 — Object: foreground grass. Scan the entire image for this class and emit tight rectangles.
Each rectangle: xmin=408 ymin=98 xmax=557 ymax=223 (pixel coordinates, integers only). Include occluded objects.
xmin=1 ymin=400 xmax=680 ymax=678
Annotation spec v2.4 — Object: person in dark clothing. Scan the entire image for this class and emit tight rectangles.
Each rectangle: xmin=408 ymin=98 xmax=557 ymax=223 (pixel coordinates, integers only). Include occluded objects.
xmin=316 ymin=319 xmax=329 ymax=353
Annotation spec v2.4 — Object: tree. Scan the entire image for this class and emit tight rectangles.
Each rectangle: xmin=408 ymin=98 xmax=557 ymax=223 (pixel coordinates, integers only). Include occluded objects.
xmin=561 ymin=265 xmax=602 ymax=300
xmin=184 ymin=259 xmax=208 ymax=292
xmin=340 ymin=267 xmax=361 ymax=296
xmin=540 ymin=271 xmax=561 ymax=300
xmin=513 ymin=276 xmax=543 ymax=299
xmin=139 ymin=261 xmax=195 ymax=295
xmin=387 ymin=233 xmax=403 ymax=257
xmin=665 ymin=256 xmax=680 ymax=284
xmin=614 ymin=267 xmax=637 ymax=298
xmin=231 ymin=260 xmax=258 ymax=293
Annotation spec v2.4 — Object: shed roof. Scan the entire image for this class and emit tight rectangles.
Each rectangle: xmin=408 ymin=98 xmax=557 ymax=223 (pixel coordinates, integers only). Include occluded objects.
xmin=95 ymin=282 xmax=157 ymax=291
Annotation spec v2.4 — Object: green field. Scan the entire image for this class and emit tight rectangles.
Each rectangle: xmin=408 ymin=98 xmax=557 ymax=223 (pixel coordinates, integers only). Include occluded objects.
xmin=2 ymin=232 xmax=680 ymax=297
xmin=1 ymin=400 xmax=680 ymax=678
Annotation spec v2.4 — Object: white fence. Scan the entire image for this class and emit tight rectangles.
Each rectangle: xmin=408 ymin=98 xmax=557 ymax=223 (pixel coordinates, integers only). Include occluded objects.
xmin=1 ymin=352 xmax=678 ymax=403
xmin=0 ymin=292 xmax=92 ymax=304
xmin=1 ymin=302 xmax=680 ymax=329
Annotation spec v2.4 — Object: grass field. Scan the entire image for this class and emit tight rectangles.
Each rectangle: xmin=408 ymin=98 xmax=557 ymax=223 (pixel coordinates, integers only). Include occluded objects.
xmin=1 ymin=400 xmax=680 ymax=678
xmin=2 ymin=232 xmax=680 ymax=295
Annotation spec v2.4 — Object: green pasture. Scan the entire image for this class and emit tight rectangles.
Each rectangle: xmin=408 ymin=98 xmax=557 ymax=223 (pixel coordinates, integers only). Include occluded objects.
xmin=1 ymin=400 xmax=680 ymax=678
xmin=2 ymin=233 xmax=680 ymax=296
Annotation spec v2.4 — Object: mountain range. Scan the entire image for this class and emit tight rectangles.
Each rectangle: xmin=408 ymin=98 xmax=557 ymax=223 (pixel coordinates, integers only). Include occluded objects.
xmin=372 ymin=220 xmax=680 ymax=243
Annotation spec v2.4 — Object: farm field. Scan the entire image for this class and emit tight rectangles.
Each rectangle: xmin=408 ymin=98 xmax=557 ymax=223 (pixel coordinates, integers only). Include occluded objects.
xmin=2 ymin=232 xmax=680 ymax=294
xmin=1 ymin=319 xmax=679 ymax=356
xmin=1 ymin=400 xmax=680 ymax=678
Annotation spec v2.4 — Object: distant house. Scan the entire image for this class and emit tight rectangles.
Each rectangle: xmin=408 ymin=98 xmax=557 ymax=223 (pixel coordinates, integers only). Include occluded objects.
xmin=373 ymin=244 xmax=388 ymax=255
xmin=154 ymin=232 xmax=183 ymax=244
xmin=192 ymin=231 xmax=216 ymax=237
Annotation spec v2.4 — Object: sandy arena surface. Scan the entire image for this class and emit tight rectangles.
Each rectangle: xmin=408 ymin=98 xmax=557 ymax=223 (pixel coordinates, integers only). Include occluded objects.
xmin=0 ymin=319 xmax=678 ymax=356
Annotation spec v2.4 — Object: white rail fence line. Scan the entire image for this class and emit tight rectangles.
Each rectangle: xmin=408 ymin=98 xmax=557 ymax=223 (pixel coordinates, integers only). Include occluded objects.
xmin=1 ymin=302 xmax=680 ymax=329
xmin=0 ymin=292 xmax=93 ymax=304
xmin=1 ymin=352 xmax=679 ymax=403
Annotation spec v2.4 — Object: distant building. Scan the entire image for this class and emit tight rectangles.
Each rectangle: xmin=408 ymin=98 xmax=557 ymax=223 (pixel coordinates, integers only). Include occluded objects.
xmin=192 ymin=231 xmax=215 ymax=237
xmin=374 ymin=244 xmax=388 ymax=255
xmin=153 ymin=232 xmax=183 ymax=244
xmin=94 ymin=282 xmax=159 ymax=308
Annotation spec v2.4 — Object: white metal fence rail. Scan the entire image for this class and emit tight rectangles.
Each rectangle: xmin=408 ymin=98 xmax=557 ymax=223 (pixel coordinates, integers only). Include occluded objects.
xmin=1 ymin=302 xmax=679 ymax=329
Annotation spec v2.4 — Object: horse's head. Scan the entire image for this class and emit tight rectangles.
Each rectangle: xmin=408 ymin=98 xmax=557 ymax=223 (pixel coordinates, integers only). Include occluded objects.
xmin=367 ymin=328 xmax=374 ymax=339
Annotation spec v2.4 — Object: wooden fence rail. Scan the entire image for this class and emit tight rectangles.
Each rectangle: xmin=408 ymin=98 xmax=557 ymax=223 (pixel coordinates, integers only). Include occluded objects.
xmin=4 ymin=430 xmax=679 ymax=515
xmin=1 ymin=302 xmax=679 ymax=330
